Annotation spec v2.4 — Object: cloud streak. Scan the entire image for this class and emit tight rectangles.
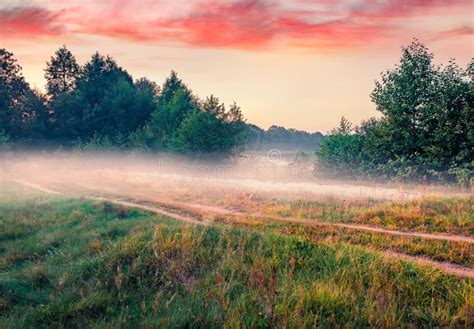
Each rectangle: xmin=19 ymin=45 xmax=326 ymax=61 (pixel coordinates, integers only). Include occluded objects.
xmin=0 ymin=5 xmax=64 ymax=39
xmin=2 ymin=0 xmax=472 ymax=50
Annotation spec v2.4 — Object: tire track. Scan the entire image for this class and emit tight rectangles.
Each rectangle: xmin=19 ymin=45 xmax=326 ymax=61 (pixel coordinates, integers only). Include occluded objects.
xmin=12 ymin=179 xmax=474 ymax=278
xmin=62 ymin=180 xmax=474 ymax=245
xmin=13 ymin=180 xmax=207 ymax=225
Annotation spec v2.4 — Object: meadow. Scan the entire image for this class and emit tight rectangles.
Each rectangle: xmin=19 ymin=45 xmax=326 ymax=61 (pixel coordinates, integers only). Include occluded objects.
xmin=1 ymin=182 xmax=473 ymax=328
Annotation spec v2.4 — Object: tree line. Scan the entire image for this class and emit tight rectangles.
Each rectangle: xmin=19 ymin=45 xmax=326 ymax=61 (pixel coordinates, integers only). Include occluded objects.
xmin=0 ymin=46 xmax=246 ymax=155
xmin=317 ymin=40 xmax=473 ymax=187
xmin=246 ymin=124 xmax=323 ymax=151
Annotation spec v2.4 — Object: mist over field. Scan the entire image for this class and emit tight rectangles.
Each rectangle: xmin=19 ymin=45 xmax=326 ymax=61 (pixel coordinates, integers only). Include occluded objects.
xmin=1 ymin=0 xmax=473 ymax=326
xmin=1 ymin=150 xmax=473 ymax=327
xmin=2 ymin=151 xmax=470 ymax=202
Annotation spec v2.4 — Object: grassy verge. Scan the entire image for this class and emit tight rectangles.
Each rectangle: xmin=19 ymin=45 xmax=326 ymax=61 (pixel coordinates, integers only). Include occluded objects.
xmin=261 ymin=197 xmax=474 ymax=236
xmin=0 ymin=184 xmax=473 ymax=327
xmin=67 ymin=188 xmax=472 ymax=267
xmin=37 ymin=180 xmax=474 ymax=236
xmin=216 ymin=216 xmax=473 ymax=267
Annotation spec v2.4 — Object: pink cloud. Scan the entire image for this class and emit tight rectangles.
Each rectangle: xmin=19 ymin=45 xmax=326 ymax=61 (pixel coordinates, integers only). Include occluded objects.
xmin=0 ymin=6 xmax=64 ymax=39
xmin=2 ymin=0 xmax=472 ymax=50
xmin=432 ymin=26 xmax=474 ymax=41
xmin=153 ymin=0 xmax=278 ymax=49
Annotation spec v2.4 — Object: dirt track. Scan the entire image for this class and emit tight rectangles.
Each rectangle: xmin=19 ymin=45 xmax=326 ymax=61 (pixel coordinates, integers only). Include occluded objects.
xmin=12 ymin=179 xmax=474 ymax=279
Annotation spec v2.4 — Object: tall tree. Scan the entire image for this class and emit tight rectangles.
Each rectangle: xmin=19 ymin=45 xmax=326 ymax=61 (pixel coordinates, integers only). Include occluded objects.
xmin=318 ymin=41 xmax=473 ymax=185
xmin=430 ymin=60 xmax=472 ymax=166
xmin=202 ymin=95 xmax=225 ymax=119
xmin=158 ymin=70 xmax=186 ymax=106
xmin=0 ymin=48 xmax=27 ymax=133
xmin=148 ymin=72 xmax=198 ymax=148
xmin=371 ymin=40 xmax=438 ymax=160
xmin=134 ymin=78 xmax=159 ymax=128
xmin=15 ymin=89 xmax=49 ymax=140
xmin=172 ymin=97 xmax=245 ymax=154
xmin=76 ymin=53 xmax=135 ymax=137
xmin=45 ymin=46 xmax=81 ymax=98
xmin=50 ymin=90 xmax=85 ymax=140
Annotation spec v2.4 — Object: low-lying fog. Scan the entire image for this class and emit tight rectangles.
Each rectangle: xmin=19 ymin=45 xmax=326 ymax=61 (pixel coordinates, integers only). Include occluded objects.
xmin=0 ymin=151 xmax=471 ymax=203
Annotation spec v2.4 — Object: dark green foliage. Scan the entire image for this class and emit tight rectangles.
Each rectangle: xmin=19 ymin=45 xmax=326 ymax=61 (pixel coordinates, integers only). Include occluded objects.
xmin=0 ymin=49 xmax=49 ymax=141
xmin=76 ymin=53 xmax=134 ymax=137
xmin=136 ymin=73 xmax=246 ymax=154
xmin=148 ymin=74 xmax=199 ymax=149
xmin=172 ymin=97 xmax=245 ymax=154
xmin=49 ymin=90 xmax=85 ymax=140
xmin=1 ymin=49 xmax=20 ymax=133
xmin=51 ymin=52 xmax=156 ymax=143
xmin=134 ymin=77 xmax=160 ymax=128
xmin=15 ymin=89 xmax=50 ymax=141
xmin=3 ymin=46 xmax=306 ymax=156
xmin=0 ymin=48 xmax=28 ymax=135
xmin=45 ymin=46 xmax=80 ymax=98
xmin=317 ymin=41 xmax=473 ymax=186
xmin=43 ymin=55 xmax=245 ymax=154
xmin=316 ymin=117 xmax=363 ymax=175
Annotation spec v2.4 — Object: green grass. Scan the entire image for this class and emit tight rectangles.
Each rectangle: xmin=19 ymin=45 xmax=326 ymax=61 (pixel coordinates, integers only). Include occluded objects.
xmin=215 ymin=216 xmax=474 ymax=267
xmin=266 ymin=197 xmax=474 ymax=236
xmin=0 ymin=183 xmax=473 ymax=328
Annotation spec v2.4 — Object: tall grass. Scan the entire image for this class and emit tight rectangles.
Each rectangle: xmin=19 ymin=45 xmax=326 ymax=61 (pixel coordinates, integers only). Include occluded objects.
xmin=0 ymin=188 xmax=472 ymax=327
xmin=264 ymin=197 xmax=474 ymax=236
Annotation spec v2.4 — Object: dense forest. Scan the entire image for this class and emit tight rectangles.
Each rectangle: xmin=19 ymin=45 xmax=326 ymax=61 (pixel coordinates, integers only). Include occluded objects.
xmin=0 ymin=47 xmax=248 ymax=154
xmin=317 ymin=41 xmax=473 ymax=187
xmin=0 ymin=47 xmax=324 ymax=155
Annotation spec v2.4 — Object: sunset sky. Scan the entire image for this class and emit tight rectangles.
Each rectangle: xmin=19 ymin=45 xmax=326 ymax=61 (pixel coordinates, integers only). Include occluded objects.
xmin=1 ymin=0 xmax=473 ymax=132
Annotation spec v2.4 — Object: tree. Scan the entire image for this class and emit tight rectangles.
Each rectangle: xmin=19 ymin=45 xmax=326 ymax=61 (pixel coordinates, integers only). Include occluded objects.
xmin=318 ymin=41 xmax=473 ymax=185
xmin=0 ymin=48 xmax=28 ymax=134
xmin=50 ymin=90 xmax=85 ymax=140
xmin=202 ymin=94 xmax=225 ymax=119
xmin=428 ymin=60 xmax=472 ymax=167
xmin=50 ymin=53 xmax=158 ymax=142
xmin=45 ymin=46 xmax=80 ymax=98
xmin=172 ymin=96 xmax=245 ymax=154
xmin=0 ymin=48 xmax=48 ymax=141
xmin=16 ymin=89 xmax=49 ymax=140
xmin=331 ymin=116 xmax=353 ymax=135
xmin=172 ymin=110 xmax=226 ymax=153
xmin=133 ymin=78 xmax=159 ymax=129
xmin=75 ymin=53 xmax=136 ymax=138
xmin=158 ymin=70 xmax=186 ymax=106
xmin=371 ymin=40 xmax=438 ymax=159
xmin=147 ymin=72 xmax=198 ymax=148
xmin=317 ymin=117 xmax=362 ymax=175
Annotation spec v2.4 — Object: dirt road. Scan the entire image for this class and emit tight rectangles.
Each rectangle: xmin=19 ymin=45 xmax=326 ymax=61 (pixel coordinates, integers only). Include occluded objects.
xmin=12 ymin=179 xmax=474 ymax=279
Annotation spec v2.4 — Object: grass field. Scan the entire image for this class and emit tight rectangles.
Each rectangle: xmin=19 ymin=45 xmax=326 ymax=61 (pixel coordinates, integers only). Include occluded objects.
xmin=38 ymin=182 xmax=473 ymax=268
xmin=1 ymin=182 xmax=473 ymax=328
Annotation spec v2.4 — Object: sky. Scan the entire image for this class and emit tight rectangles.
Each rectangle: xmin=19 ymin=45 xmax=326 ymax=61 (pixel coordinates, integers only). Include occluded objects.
xmin=1 ymin=0 xmax=473 ymax=133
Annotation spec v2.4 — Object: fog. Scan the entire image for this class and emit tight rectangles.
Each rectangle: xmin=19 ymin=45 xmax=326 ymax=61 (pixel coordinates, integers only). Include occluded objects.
xmin=1 ymin=152 xmax=470 ymax=209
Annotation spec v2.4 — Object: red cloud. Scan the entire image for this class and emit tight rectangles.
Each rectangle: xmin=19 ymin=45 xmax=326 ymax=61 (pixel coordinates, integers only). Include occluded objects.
xmin=155 ymin=0 xmax=278 ymax=49
xmin=4 ymin=0 xmax=472 ymax=50
xmin=77 ymin=0 xmax=278 ymax=49
xmin=348 ymin=0 xmax=471 ymax=19
xmin=0 ymin=6 xmax=64 ymax=39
